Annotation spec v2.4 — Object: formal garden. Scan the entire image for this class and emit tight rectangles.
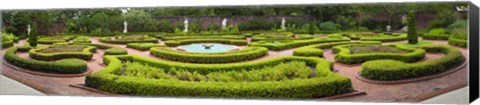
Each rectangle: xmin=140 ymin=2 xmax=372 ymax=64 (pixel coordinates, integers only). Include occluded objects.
xmin=0 ymin=2 xmax=470 ymax=102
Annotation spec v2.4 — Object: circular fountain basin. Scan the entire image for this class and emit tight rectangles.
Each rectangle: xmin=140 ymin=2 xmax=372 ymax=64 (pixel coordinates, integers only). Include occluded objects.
xmin=177 ymin=43 xmax=238 ymax=53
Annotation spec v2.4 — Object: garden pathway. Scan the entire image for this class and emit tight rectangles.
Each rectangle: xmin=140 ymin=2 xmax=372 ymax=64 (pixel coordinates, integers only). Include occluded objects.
xmin=0 ymin=37 xmax=468 ymax=102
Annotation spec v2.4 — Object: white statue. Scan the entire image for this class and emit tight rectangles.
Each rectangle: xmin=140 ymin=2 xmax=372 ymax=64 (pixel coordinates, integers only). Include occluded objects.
xmin=281 ymin=18 xmax=286 ymax=30
xmin=183 ymin=18 xmax=189 ymax=32
xmin=123 ymin=21 xmax=128 ymax=33
xmin=222 ymin=18 xmax=228 ymax=30
xmin=27 ymin=25 xmax=31 ymax=35
xmin=386 ymin=25 xmax=392 ymax=32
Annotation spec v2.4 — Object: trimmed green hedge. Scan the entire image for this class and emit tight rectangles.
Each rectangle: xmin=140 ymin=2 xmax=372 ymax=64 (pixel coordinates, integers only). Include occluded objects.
xmin=293 ymin=41 xmax=382 ymax=57
xmin=157 ymin=35 xmax=245 ymax=41
xmin=360 ymin=44 xmax=465 ymax=80
xmin=448 ymin=37 xmax=467 ymax=48
xmin=164 ymin=39 xmax=247 ymax=47
xmin=332 ymin=44 xmax=425 ymax=64
xmin=29 ymin=45 xmax=96 ymax=61
xmin=423 ymin=28 xmax=449 ymax=40
xmin=359 ymin=34 xmax=407 ymax=42
xmin=74 ymin=43 xmax=128 ymax=55
xmin=85 ymin=55 xmax=352 ymax=98
xmin=36 ymin=36 xmax=76 ymax=44
xmin=4 ymin=47 xmax=87 ymax=73
xmin=251 ymin=34 xmax=314 ymax=41
xmin=249 ymin=37 xmax=350 ymax=51
xmin=126 ymin=43 xmax=166 ymax=51
xmin=99 ymin=36 xmax=158 ymax=44
xmin=150 ymin=47 xmax=268 ymax=63
xmin=72 ymin=36 xmax=92 ymax=43
xmin=2 ymin=40 xmax=14 ymax=48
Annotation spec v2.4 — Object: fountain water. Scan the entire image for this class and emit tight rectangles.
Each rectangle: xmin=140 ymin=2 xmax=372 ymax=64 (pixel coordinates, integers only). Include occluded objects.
xmin=281 ymin=18 xmax=286 ymax=30
xmin=184 ymin=18 xmax=189 ymax=32
xmin=222 ymin=18 xmax=228 ymax=30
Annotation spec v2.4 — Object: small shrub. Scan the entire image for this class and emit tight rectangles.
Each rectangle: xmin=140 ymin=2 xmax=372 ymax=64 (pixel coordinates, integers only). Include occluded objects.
xmin=319 ymin=21 xmax=340 ymax=31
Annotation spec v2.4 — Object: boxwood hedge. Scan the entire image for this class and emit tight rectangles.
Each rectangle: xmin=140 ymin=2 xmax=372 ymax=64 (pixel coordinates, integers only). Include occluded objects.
xmin=332 ymin=44 xmax=425 ymax=64
xmin=75 ymin=43 xmax=128 ymax=55
xmin=99 ymin=35 xmax=158 ymax=44
xmin=2 ymin=40 xmax=14 ymax=48
xmin=251 ymin=34 xmax=314 ymax=41
xmin=158 ymin=35 xmax=245 ymax=41
xmin=126 ymin=43 xmax=166 ymax=51
xmin=164 ymin=39 xmax=247 ymax=47
xmin=29 ymin=45 xmax=97 ymax=61
xmin=448 ymin=37 xmax=467 ymax=48
xmin=36 ymin=36 xmax=76 ymax=44
xmin=423 ymin=28 xmax=450 ymax=40
xmin=293 ymin=41 xmax=382 ymax=57
xmin=249 ymin=37 xmax=350 ymax=51
xmin=360 ymin=44 xmax=465 ymax=80
xmin=150 ymin=46 xmax=268 ymax=63
xmin=4 ymin=47 xmax=87 ymax=73
xmin=359 ymin=34 xmax=407 ymax=42
xmin=85 ymin=55 xmax=352 ymax=98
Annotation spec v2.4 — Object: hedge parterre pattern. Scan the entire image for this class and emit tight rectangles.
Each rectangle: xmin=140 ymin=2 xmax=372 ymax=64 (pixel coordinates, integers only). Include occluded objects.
xmin=85 ymin=55 xmax=353 ymax=98
xmin=37 ymin=36 xmax=76 ymax=44
xmin=248 ymin=37 xmax=351 ymax=51
xmin=75 ymin=43 xmax=128 ymax=55
xmin=126 ymin=43 xmax=166 ymax=51
xmin=359 ymin=34 xmax=408 ymax=42
xmin=99 ymin=35 xmax=158 ymax=44
xmin=150 ymin=46 xmax=269 ymax=63
xmin=156 ymin=35 xmax=246 ymax=41
xmin=29 ymin=45 xmax=97 ymax=61
xmin=4 ymin=47 xmax=88 ymax=73
xmin=293 ymin=41 xmax=382 ymax=57
xmin=360 ymin=44 xmax=465 ymax=80
xmin=164 ymin=39 xmax=247 ymax=47
xmin=332 ymin=44 xmax=426 ymax=64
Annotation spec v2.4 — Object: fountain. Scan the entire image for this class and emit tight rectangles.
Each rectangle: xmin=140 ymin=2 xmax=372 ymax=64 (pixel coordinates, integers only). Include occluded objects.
xmin=202 ymin=44 xmax=214 ymax=49
xmin=281 ymin=18 xmax=286 ymax=30
xmin=222 ymin=18 xmax=228 ymax=30
xmin=183 ymin=18 xmax=189 ymax=32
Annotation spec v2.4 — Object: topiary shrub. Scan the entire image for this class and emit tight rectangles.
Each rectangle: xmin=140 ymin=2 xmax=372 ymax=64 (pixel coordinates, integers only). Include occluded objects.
xmin=360 ymin=44 xmax=464 ymax=80
xmin=319 ymin=21 xmax=341 ymax=31
xmin=407 ymin=10 xmax=418 ymax=44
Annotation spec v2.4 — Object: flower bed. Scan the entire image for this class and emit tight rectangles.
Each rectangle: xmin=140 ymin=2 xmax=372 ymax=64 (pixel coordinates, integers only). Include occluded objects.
xmin=360 ymin=44 xmax=465 ymax=80
xmin=332 ymin=44 xmax=425 ymax=64
xmin=4 ymin=47 xmax=87 ymax=73
xmin=293 ymin=41 xmax=382 ymax=57
xmin=85 ymin=55 xmax=353 ymax=98
xmin=150 ymin=46 xmax=268 ymax=63
xmin=29 ymin=45 xmax=96 ymax=61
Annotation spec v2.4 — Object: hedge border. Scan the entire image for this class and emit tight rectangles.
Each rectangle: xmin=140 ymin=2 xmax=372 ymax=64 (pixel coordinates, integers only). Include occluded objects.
xmin=150 ymin=46 xmax=268 ymax=63
xmin=29 ymin=45 xmax=97 ymax=61
xmin=422 ymin=34 xmax=450 ymax=40
xmin=293 ymin=41 xmax=382 ymax=57
xmin=359 ymin=34 xmax=407 ymax=42
xmin=157 ymin=35 xmax=245 ymax=41
xmin=4 ymin=47 xmax=88 ymax=74
xmin=359 ymin=44 xmax=465 ymax=81
xmin=332 ymin=44 xmax=426 ymax=64
xmin=249 ymin=37 xmax=351 ymax=51
xmin=85 ymin=55 xmax=353 ymax=98
xmin=448 ymin=37 xmax=467 ymax=48
xmin=126 ymin=43 xmax=166 ymax=51
xmin=164 ymin=39 xmax=247 ymax=47
xmin=74 ymin=43 xmax=128 ymax=55
xmin=99 ymin=36 xmax=158 ymax=44
xmin=2 ymin=40 xmax=14 ymax=48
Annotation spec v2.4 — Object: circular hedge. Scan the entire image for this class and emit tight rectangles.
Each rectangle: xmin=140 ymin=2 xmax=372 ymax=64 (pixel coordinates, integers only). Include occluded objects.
xmin=85 ymin=55 xmax=352 ymax=98
xmin=4 ymin=47 xmax=87 ymax=73
xmin=29 ymin=45 xmax=97 ymax=61
xmin=164 ymin=39 xmax=247 ymax=47
xmin=150 ymin=46 xmax=268 ymax=63
xmin=332 ymin=44 xmax=426 ymax=64
xmin=360 ymin=44 xmax=465 ymax=80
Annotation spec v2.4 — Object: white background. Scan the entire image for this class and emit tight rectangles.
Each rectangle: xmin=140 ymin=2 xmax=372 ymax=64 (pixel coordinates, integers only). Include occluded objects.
xmin=0 ymin=0 xmax=479 ymax=105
